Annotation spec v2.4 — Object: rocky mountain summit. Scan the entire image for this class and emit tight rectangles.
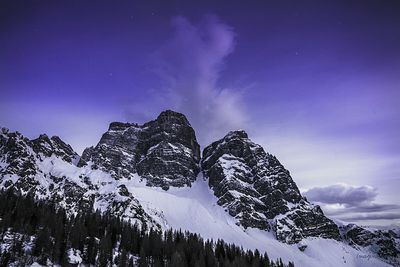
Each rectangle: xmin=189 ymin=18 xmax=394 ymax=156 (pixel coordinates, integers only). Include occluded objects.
xmin=31 ymin=134 xmax=79 ymax=164
xmin=79 ymin=110 xmax=200 ymax=189
xmin=201 ymin=130 xmax=340 ymax=244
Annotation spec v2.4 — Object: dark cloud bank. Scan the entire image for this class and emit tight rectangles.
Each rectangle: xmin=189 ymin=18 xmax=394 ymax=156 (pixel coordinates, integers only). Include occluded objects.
xmin=304 ymin=184 xmax=377 ymax=205
xmin=304 ymin=184 xmax=400 ymax=223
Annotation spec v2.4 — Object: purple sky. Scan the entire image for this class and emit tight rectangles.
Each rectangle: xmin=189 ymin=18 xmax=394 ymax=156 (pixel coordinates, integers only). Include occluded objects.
xmin=1 ymin=0 xmax=399 ymax=226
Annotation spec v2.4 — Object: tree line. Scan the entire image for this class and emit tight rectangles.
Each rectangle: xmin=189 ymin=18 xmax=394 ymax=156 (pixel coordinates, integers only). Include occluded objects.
xmin=0 ymin=188 xmax=294 ymax=267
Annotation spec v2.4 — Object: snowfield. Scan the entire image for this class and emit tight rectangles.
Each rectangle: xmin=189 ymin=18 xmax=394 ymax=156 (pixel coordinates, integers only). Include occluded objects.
xmin=119 ymin=174 xmax=391 ymax=267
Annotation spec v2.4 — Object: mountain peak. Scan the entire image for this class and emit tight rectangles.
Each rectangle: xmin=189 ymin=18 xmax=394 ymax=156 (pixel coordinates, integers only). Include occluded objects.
xmin=108 ymin=121 xmax=138 ymax=131
xmin=225 ymin=129 xmax=248 ymax=139
xmin=202 ymin=130 xmax=340 ymax=243
xmin=30 ymin=133 xmax=78 ymax=163
xmin=158 ymin=109 xmax=185 ymax=117
xmin=79 ymin=110 xmax=200 ymax=189
xmin=156 ymin=109 xmax=191 ymax=126
xmin=1 ymin=127 xmax=9 ymax=135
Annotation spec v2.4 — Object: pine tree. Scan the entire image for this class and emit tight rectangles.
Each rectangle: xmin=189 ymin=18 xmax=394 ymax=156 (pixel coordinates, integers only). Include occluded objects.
xmin=98 ymin=230 xmax=113 ymax=267
xmin=138 ymin=247 xmax=148 ymax=267
xmin=84 ymin=236 xmax=97 ymax=265
xmin=170 ymin=251 xmax=186 ymax=267
xmin=118 ymin=248 xmax=128 ymax=267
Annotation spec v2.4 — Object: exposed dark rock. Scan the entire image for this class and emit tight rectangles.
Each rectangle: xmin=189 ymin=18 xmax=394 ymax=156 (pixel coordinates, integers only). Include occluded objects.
xmin=274 ymin=203 xmax=341 ymax=244
xmin=341 ymin=224 xmax=400 ymax=261
xmin=79 ymin=110 xmax=201 ymax=189
xmin=297 ymin=241 xmax=307 ymax=251
xmin=118 ymin=184 xmax=130 ymax=197
xmin=31 ymin=134 xmax=79 ymax=163
xmin=201 ymin=130 xmax=340 ymax=243
xmin=0 ymin=128 xmax=38 ymax=178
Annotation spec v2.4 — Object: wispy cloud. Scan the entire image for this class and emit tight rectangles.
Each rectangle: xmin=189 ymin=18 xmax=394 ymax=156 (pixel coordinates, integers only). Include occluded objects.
xmin=336 ymin=212 xmax=400 ymax=222
xmin=125 ymin=15 xmax=247 ymax=146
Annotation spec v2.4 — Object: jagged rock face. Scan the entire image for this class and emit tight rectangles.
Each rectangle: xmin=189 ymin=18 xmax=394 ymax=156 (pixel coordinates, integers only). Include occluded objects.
xmin=79 ymin=110 xmax=200 ymax=189
xmin=273 ymin=204 xmax=341 ymax=244
xmin=0 ymin=129 xmax=79 ymax=183
xmin=201 ymin=130 xmax=340 ymax=243
xmin=0 ymin=128 xmax=85 ymax=207
xmin=0 ymin=127 xmax=159 ymax=230
xmin=31 ymin=134 xmax=79 ymax=164
xmin=0 ymin=129 xmax=38 ymax=179
xmin=341 ymin=224 xmax=400 ymax=261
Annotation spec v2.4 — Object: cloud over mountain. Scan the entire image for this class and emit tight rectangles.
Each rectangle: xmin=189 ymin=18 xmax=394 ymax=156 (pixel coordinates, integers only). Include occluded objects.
xmin=126 ymin=15 xmax=247 ymax=146
xmin=303 ymin=183 xmax=378 ymax=205
xmin=303 ymin=183 xmax=400 ymax=223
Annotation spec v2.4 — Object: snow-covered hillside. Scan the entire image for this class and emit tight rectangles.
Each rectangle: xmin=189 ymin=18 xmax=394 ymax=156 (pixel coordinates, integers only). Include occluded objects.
xmin=117 ymin=174 xmax=392 ymax=267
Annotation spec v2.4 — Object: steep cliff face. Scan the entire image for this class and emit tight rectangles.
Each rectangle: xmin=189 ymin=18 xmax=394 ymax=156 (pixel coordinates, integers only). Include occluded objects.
xmin=201 ymin=130 xmax=340 ymax=244
xmin=79 ymin=110 xmax=200 ymax=189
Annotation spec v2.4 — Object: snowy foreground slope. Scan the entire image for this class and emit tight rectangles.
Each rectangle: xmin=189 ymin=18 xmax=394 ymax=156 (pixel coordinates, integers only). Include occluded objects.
xmin=121 ymin=174 xmax=391 ymax=267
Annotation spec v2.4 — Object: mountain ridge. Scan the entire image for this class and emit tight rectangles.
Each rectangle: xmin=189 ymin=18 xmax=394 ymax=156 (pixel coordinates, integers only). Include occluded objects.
xmin=0 ymin=110 xmax=399 ymax=266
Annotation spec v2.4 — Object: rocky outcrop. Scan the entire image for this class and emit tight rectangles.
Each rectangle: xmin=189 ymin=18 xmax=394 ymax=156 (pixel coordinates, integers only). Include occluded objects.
xmin=341 ymin=224 xmax=400 ymax=263
xmin=0 ymin=128 xmax=79 ymax=178
xmin=0 ymin=128 xmax=38 ymax=179
xmin=201 ymin=130 xmax=340 ymax=243
xmin=31 ymin=134 xmax=79 ymax=164
xmin=79 ymin=110 xmax=200 ymax=189
xmin=273 ymin=204 xmax=341 ymax=244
